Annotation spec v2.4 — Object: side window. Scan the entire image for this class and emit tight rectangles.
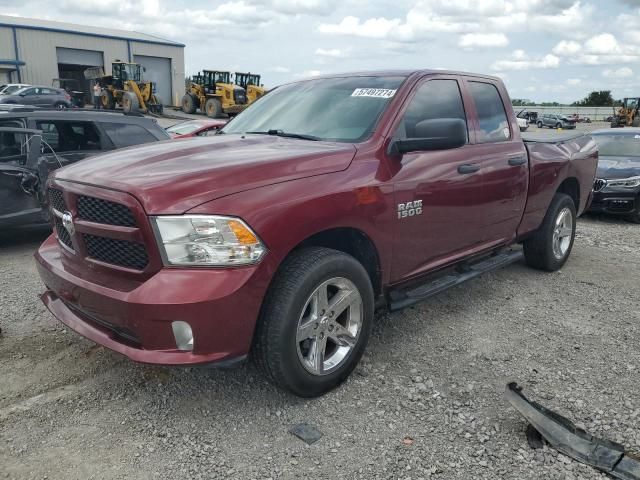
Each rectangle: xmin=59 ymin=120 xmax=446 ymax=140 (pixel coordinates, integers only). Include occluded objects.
xmin=101 ymin=123 xmax=158 ymax=148
xmin=36 ymin=122 xmax=60 ymax=150
xmin=398 ymin=79 xmax=467 ymax=140
xmin=41 ymin=88 xmax=53 ymax=95
xmin=468 ymin=81 xmax=510 ymax=143
xmin=0 ymin=119 xmax=27 ymax=161
xmin=22 ymin=88 xmax=36 ymax=96
xmin=36 ymin=121 xmax=102 ymax=152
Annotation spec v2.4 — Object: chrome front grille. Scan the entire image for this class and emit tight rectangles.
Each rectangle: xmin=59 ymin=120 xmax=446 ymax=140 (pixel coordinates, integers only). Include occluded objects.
xmin=48 ymin=185 xmax=152 ymax=272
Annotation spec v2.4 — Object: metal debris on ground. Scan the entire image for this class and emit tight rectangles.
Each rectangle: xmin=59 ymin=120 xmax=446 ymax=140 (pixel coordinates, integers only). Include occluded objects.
xmin=289 ymin=423 xmax=323 ymax=445
xmin=505 ymin=382 xmax=640 ymax=480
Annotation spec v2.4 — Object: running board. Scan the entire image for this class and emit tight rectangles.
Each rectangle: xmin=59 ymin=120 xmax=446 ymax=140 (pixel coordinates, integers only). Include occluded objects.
xmin=388 ymin=249 xmax=523 ymax=311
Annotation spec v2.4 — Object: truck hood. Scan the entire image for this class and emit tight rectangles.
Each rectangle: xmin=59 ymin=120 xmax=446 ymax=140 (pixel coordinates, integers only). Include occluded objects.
xmin=54 ymin=134 xmax=357 ymax=214
xmin=596 ymin=155 xmax=640 ymax=180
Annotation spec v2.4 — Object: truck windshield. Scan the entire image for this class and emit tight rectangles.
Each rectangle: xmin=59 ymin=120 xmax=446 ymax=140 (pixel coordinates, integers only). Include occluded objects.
xmin=593 ymin=134 xmax=640 ymax=157
xmin=222 ymin=75 xmax=406 ymax=143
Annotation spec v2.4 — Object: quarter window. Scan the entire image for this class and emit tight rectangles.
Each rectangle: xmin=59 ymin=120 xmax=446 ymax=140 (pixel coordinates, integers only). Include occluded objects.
xmin=397 ymin=79 xmax=468 ymax=140
xmin=468 ymin=82 xmax=510 ymax=143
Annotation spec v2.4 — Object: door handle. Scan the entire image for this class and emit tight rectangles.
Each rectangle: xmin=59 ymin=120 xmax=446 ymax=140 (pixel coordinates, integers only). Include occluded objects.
xmin=508 ymin=156 xmax=527 ymax=166
xmin=457 ymin=164 xmax=480 ymax=174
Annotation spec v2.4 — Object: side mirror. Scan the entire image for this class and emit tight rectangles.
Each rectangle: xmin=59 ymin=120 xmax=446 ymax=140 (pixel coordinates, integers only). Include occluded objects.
xmin=390 ymin=118 xmax=467 ymax=154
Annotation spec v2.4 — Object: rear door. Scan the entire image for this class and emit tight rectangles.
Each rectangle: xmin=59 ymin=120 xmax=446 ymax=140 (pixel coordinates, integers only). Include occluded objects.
xmin=463 ymin=79 xmax=528 ymax=244
xmin=389 ymin=75 xmax=487 ymax=281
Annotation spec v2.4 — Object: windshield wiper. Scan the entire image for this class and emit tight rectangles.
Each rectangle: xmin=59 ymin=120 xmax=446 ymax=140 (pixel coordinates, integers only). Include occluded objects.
xmin=246 ymin=129 xmax=320 ymax=141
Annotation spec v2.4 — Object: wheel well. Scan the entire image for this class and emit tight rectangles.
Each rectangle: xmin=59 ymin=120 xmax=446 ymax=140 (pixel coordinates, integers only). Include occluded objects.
xmin=296 ymin=228 xmax=382 ymax=297
xmin=556 ymin=177 xmax=580 ymax=210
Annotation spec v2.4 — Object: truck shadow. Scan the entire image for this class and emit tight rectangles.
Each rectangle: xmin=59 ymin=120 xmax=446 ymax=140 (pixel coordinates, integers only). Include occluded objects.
xmin=0 ymin=224 xmax=51 ymax=249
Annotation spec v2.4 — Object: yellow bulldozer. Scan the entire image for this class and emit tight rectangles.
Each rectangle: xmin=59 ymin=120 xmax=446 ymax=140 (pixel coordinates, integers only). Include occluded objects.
xmin=611 ymin=97 xmax=640 ymax=128
xmin=234 ymin=72 xmax=265 ymax=104
xmin=85 ymin=61 xmax=163 ymax=115
xmin=181 ymin=70 xmax=247 ymax=118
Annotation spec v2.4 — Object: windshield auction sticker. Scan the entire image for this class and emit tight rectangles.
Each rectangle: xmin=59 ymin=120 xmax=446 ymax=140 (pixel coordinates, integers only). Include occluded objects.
xmin=351 ymin=88 xmax=397 ymax=98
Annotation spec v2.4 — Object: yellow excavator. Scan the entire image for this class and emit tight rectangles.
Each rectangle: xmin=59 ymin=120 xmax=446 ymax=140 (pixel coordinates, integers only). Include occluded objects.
xmin=182 ymin=70 xmax=247 ymax=118
xmin=611 ymin=97 xmax=640 ymax=128
xmin=85 ymin=61 xmax=163 ymax=114
xmin=234 ymin=72 xmax=265 ymax=104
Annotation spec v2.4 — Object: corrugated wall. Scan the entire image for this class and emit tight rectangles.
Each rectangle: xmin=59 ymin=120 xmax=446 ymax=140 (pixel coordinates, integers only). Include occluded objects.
xmin=0 ymin=27 xmax=14 ymax=59
xmin=9 ymin=27 xmax=184 ymax=106
xmin=14 ymin=28 xmax=128 ymax=85
xmin=131 ymin=42 xmax=185 ymax=106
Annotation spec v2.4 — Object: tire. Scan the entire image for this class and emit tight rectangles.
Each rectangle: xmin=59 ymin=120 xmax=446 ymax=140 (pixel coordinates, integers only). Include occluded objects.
xmin=100 ymin=90 xmax=115 ymax=110
xmin=632 ymin=117 xmax=640 ymax=127
xmin=537 ymin=121 xmax=543 ymax=128
xmin=555 ymin=122 xmax=562 ymax=129
xmin=181 ymin=93 xmax=197 ymax=114
xmin=54 ymin=102 xmax=67 ymax=109
xmin=252 ymin=247 xmax=374 ymax=397
xmin=524 ymin=193 xmax=577 ymax=271
xmin=122 ymin=92 xmax=139 ymax=114
xmin=205 ymin=97 xmax=223 ymax=118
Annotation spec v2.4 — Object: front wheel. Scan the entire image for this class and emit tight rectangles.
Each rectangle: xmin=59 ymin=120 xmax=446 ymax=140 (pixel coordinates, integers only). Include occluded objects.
xmin=205 ymin=97 xmax=223 ymax=118
xmin=253 ymin=247 xmax=374 ymax=397
xmin=524 ymin=193 xmax=577 ymax=271
xmin=555 ymin=122 xmax=563 ymax=129
xmin=537 ymin=121 xmax=543 ymax=128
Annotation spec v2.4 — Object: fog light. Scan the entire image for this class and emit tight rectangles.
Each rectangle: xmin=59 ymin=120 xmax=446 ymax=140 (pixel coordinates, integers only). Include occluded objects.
xmin=172 ymin=321 xmax=194 ymax=351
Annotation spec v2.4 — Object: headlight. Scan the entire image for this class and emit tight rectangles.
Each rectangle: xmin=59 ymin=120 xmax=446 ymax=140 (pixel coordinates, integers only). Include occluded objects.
xmin=151 ymin=215 xmax=266 ymax=266
xmin=605 ymin=176 xmax=640 ymax=188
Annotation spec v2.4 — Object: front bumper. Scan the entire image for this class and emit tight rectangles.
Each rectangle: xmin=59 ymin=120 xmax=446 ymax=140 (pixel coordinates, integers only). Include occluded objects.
xmin=589 ymin=190 xmax=639 ymax=215
xmin=35 ymin=234 xmax=274 ymax=366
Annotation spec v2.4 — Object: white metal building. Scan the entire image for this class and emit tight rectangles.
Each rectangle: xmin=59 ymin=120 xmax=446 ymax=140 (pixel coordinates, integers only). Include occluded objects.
xmin=0 ymin=15 xmax=185 ymax=106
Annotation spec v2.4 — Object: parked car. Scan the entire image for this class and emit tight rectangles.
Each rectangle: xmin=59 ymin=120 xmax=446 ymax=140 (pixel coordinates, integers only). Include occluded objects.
xmin=0 ymin=85 xmax=72 ymax=109
xmin=166 ymin=119 xmax=227 ymax=138
xmin=516 ymin=117 xmax=529 ymax=132
xmin=0 ymin=106 xmax=171 ymax=228
xmin=537 ymin=113 xmax=577 ymax=129
xmin=589 ymin=129 xmax=640 ymax=223
xmin=0 ymin=83 xmax=30 ymax=95
xmin=35 ymin=70 xmax=598 ymax=397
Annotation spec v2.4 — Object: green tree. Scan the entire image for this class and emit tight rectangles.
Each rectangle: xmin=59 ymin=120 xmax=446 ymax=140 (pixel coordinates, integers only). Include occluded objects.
xmin=511 ymin=98 xmax=534 ymax=106
xmin=573 ymin=91 xmax=614 ymax=106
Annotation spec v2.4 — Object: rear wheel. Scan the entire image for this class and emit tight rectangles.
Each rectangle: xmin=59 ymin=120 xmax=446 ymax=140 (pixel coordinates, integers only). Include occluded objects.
xmin=53 ymin=102 xmax=67 ymax=109
xmin=122 ymin=92 xmax=139 ymax=114
xmin=205 ymin=97 xmax=223 ymax=118
xmin=181 ymin=93 xmax=197 ymax=114
xmin=537 ymin=121 xmax=543 ymax=128
xmin=253 ymin=247 xmax=374 ymax=397
xmin=524 ymin=193 xmax=576 ymax=271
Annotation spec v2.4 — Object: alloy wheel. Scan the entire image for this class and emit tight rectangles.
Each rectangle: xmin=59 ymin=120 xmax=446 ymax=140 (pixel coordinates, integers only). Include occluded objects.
xmin=296 ymin=277 xmax=363 ymax=376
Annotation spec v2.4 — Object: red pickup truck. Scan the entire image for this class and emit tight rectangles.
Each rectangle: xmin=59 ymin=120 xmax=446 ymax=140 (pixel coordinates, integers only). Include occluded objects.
xmin=35 ymin=70 xmax=598 ymax=397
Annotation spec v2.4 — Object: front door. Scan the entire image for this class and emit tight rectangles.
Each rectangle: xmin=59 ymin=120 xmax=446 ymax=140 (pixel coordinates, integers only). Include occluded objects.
xmin=388 ymin=77 xmax=486 ymax=282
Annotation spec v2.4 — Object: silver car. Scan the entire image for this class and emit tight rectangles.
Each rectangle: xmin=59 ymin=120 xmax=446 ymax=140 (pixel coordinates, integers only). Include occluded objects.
xmin=0 ymin=85 xmax=72 ymax=109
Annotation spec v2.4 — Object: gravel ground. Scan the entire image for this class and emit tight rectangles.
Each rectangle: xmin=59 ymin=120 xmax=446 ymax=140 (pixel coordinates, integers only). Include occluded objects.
xmin=1 ymin=213 xmax=638 ymax=480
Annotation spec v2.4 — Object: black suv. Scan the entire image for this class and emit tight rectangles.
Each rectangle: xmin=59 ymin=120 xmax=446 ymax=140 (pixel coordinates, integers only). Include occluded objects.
xmin=0 ymin=106 xmax=171 ymax=228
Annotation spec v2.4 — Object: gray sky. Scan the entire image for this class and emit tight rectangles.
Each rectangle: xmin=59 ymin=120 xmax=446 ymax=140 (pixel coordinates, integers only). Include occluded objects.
xmin=2 ymin=0 xmax=638 ymax=103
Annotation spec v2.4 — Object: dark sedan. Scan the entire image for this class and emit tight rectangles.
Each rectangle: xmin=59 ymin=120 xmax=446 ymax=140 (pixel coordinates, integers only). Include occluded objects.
xmin=590 ymin=129 xmax=640 ymax=223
